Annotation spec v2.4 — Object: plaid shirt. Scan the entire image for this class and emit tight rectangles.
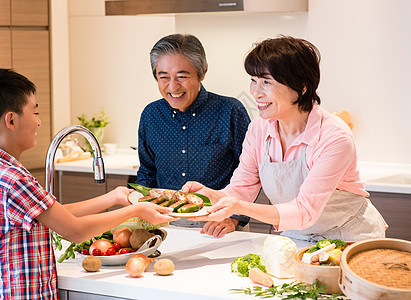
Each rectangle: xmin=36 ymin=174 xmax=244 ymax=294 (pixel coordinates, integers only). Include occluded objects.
xmin=0 ymin=149 xmax=57 ymax=299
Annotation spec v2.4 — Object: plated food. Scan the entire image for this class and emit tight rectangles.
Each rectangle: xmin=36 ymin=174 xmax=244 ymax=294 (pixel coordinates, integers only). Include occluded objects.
xmin=128 ymin=184 xmax=211 ymax=218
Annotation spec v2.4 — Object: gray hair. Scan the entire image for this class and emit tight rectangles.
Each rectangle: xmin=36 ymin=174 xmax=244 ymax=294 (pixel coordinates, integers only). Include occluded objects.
xmin=150 ymin=34 xmax=208 ymax=80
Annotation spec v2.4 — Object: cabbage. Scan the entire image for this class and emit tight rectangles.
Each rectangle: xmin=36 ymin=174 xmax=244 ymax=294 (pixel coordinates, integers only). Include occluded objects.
xmin=261 ymin=236 xmax=297 ymax=279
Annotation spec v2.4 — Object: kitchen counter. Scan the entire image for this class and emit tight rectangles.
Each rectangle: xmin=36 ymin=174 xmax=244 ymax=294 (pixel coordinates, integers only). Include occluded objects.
xmin=55 ymin=149 xmax=411 ymax=194
xmin=55 ymin=149 xmax=139 ymax=176
xmin=56 ymin=226 xmax=312 ymax=300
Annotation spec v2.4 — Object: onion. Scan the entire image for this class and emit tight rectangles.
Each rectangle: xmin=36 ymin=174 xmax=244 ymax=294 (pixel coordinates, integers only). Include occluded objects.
xmin=131 ymin=253 xmax=153 ymax=271
xmin=89 ymin=239 xmax=112 ymax=255
xmin=126 ymin=255 xmax=147 ymax=277
xmin=112 ymin=227 xmax=132 ymax=248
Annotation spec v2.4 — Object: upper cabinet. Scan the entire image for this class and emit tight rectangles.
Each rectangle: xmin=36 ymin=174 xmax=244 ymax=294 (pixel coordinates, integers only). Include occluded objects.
xmin=0 ymin=0 xmax=11 ymax=25
xmin=0 ymin=0 xmax=51 ymax=172
xmin=11 ymin=0 xmax=49 ymax=26
xmin=105 ymin=0 xmax=308 ymax=16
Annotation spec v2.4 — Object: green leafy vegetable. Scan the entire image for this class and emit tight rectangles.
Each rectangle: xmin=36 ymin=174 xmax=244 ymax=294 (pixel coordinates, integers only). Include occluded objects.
xmin=316 ymin=239 xmax=332 ymax=249
xmin=307 ymin=239 xmax=348 ymax=253
xmin=128 ymin=183 xmax=151 ymax=196
xmin=330 ymin=239 xmax=347 ymax=251
xmin=230 ymin=279 xmax=346 ymax=299
xmin=231 ymin=253 xmax=267 ymax=277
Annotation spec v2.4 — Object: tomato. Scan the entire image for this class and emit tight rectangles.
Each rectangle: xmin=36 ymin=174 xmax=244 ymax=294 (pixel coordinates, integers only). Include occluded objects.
xmin=92 ymin=248 xmax=101 ymax=256
xmin=119 ymin=248 xmax=129 ymax=254
xmin=81 ymin=249 xmax=89 ymax=255
xmin=112 ymin=243 xmax=121 ymax=252
xmin=101 ymin=252 xmax=107 ymax=256
xmin=106 ymin=247 xmax=116 ymax=256
xmin=115 ymin=252 xmax=120 ymax=255
xmin=130 ymin=248 xmax=137 ymax=253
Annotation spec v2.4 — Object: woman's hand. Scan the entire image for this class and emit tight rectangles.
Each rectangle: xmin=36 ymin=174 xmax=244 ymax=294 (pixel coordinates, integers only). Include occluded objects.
xmin=188 ymin=196 xmax=241 ymax=223
xmin=108 ymin=186 xmax=135 ymax=207
xmin=134 ymin=202 xmax=179 ymax=225
xmin=181 ymin=181 xmax=226 ymax=204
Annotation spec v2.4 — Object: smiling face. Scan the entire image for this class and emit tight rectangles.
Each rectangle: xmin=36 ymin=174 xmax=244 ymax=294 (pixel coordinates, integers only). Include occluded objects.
xmin=14 ymin=94 xmax=41 ymax=153
xmin=250 ymin=71 xmax=300 ymax=121
xmin=155 ymin=53 xmax=204 ymax=112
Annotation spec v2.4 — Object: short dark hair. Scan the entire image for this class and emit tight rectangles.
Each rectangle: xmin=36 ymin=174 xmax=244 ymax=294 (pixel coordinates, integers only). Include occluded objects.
xmin=150 ymin=33 xmax=208 ymax=80
xmin=244 ymin=36 xmax=321 ymax=112
xmin=0 ymin=68 xmax=36 ymax=117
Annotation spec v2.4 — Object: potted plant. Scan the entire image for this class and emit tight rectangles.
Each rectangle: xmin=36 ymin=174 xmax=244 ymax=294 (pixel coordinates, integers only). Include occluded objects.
xmin=77 ymin=109 xmax=109 ymax=152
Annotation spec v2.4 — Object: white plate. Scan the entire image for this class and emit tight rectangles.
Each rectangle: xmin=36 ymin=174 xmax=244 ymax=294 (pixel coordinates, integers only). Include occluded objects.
xmin=167 ymin=206 xmax=211 ymax=218
xmin=128 ymin=190 xmax=144 ymax=204
xmin=79 ymin=235 xmax=163 ymax=266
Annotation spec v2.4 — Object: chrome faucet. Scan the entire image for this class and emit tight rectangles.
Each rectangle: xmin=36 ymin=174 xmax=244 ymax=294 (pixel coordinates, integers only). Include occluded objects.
xmin=45 ymin=125 xmax=105 ymax=199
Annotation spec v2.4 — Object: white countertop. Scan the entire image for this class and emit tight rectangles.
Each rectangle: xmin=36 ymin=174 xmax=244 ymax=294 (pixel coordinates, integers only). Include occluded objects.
xmin=56 ymin=226 xmax=312 ymax=300
xmin=55 ymin=149 xmax=411 ymax=194
xmin=55 ymin=149 xmax=139 ymax=176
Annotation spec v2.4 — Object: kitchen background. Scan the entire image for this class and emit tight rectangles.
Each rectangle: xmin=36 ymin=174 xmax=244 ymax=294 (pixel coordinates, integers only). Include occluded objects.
xmin=50 ymin=0 xmax=411 ymax=165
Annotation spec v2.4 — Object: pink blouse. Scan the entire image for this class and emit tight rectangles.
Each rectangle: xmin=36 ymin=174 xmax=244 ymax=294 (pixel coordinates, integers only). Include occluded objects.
xmin=222 ymin=104 xmax=368 ymax=231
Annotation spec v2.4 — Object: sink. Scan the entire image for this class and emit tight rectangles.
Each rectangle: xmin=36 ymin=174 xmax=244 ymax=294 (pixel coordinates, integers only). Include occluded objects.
xmin=366 ymin=173 xmax=411 ymax=194
xmin=368 ymin=173 xmax=411 ymax=185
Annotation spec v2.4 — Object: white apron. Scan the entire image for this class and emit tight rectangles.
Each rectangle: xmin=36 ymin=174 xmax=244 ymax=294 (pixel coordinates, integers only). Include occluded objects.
xmin=259 ymin=138 xmax=386 ymax=242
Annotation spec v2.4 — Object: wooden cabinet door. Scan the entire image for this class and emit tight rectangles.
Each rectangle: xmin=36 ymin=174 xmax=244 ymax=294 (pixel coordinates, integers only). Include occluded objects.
xmin=59 ymin=172 xmax=106 ymax=204
xmin=0 ymin=29 xmax=12 ymax=67
xmin=369 ymin=192 xmax=411 ymax=241
xmin=11 ymin=0 xmax=48 ymax=26
xmin=0 ymin=0 xmax=11 ymax=25
xmin=12 ymin=29 xmax=51 ymax=169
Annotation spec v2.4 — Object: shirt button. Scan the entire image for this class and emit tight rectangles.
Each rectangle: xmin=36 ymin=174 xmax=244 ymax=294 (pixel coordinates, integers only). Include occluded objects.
xmin=182 ymin=149 xmax=186 ymax=154
xmin=182 ymin=126 xmax=186 ymax=130
xmin=173 ymin=110 xmax=177 ymax=114
xmin=192 ymin=113 xmax=196 ymax=117
xmin=182 ymin=173 xmax=186 ymax=177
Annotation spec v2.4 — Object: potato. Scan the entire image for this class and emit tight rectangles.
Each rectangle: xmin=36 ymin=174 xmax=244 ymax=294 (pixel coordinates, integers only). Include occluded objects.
xmin=82 ymin=256 xmax=102 ymax=272
xmin=153 ymin=258 xmax=175 ymax=275
xmin=129 ymin=229 xmax=154 ymax=250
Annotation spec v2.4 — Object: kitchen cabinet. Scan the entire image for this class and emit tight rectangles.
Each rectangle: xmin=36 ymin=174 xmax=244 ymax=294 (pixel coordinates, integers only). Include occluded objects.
xmin=58 ymin=171 xmax=129 ymax=208
xmin=0 ymin=0 xmax=51 ymax=171
xmin=368 ymin=191 xmax=411 ymax=241
xmin=250 ymin=190 xmax=411 ymax=241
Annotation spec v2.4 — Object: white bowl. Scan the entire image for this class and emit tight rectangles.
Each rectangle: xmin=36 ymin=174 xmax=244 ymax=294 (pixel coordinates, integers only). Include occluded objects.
xmin=79 ymin=233 xmax=164 ymax=266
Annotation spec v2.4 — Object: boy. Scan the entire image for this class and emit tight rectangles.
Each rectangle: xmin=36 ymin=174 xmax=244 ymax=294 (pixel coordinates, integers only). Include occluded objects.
xmin=0 ymin=68 xmax=177 ymax=299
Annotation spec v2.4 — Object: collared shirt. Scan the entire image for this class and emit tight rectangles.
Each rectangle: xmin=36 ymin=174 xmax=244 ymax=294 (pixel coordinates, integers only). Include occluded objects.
xmin=222 ymin=104 xmax=369 ymax=231
xmin=0 ymin=150 xmax=57 ymax=299
xmin=136 ymin=85 xmax=251 ymax=225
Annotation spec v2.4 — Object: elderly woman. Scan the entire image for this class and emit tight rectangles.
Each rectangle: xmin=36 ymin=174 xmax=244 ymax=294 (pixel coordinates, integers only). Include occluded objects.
xmin=183 ymin=36 xmax=386 ymax=241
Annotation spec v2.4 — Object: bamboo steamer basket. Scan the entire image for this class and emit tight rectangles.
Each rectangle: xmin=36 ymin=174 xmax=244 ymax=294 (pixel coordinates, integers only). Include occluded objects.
xmin=293 ymin=245 xmax=345 ymax=294
xmin=339 ymin=238 xmax=411 ymax=300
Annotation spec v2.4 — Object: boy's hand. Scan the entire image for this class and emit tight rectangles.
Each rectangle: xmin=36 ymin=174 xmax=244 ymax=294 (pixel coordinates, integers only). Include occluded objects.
xmin=135 ymin=202 xmax=179 ymax=225
xmin=109 ymin=186 xmax=134 ymax=206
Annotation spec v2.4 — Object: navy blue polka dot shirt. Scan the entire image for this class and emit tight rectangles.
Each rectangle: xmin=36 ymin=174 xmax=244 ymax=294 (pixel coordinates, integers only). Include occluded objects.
xmin=136 ymin=85 xmax=251 ymax=226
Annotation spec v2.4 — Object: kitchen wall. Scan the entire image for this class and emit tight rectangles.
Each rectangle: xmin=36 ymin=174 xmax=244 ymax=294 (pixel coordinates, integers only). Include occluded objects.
xmin=52 ymin=0 xmax=411 ymax=164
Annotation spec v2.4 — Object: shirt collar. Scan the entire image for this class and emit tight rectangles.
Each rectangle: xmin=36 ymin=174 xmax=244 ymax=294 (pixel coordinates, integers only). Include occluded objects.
xmin=264 ymin=103 xmax=323 ymax=146
xmin=0 ymin=148 xmax=24 ymax=168
xmin=299 ymin=104 xmax=322 ymax=146
xmin=168 ymin=84 xmax=208 ymax=117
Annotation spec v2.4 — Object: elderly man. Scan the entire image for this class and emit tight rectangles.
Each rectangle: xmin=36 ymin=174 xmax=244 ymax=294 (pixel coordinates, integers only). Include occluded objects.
xmin=136 ymin=34 xmax=251 ymax=237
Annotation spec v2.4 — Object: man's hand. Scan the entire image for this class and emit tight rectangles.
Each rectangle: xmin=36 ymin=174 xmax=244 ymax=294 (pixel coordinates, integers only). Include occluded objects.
xmin=200 ymin=218 xmax=239 ymax=238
